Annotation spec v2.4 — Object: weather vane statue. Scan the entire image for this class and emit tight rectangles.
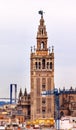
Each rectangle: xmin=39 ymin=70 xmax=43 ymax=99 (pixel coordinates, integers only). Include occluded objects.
xmin=38 ymin=10 xmax=44 ymax=17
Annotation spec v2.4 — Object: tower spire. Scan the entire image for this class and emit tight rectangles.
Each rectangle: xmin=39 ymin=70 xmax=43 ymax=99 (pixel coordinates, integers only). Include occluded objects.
xmin=37 ymin=10 xmax=47 ymax=38
xmin=36 ymin=10 xmax=48 ymax=52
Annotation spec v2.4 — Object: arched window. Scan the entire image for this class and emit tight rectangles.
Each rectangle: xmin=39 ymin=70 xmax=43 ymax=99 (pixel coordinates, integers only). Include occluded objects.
xmin=35 ymin=62 xmax=37 ymax=69
xmin=47 ymin=62 xmax=49 ymax=69
xmin=41 ymin=42 xmax=44 ymax=49
xmin=50 ymin=62 xmax=52 ymax=69
xmin=42 ymin=59 xmax=45 ymax=69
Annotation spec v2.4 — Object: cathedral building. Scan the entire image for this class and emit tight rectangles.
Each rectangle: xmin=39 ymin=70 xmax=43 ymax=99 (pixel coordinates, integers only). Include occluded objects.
xmin=59 ymin=87 xmax=76 ymax=117
xmin=30 ymin=11 xmax=54 ymax=120
xmin=17 ymin=88 xmax=30 ymax=120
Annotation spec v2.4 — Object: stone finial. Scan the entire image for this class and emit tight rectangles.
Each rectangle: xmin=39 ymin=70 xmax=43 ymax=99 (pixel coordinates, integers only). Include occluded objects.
xmin=19 ymin=88 xmax=23 ymax=98
xmin=24 ymin=88 xmax=27 ymax=96
xmin=52 ymin=46 xmax=54 ymax=52
xmin=34 ymin=45 xmax=35 ymax=52
xmin=31 ymin=46 xmax=32 ymax=53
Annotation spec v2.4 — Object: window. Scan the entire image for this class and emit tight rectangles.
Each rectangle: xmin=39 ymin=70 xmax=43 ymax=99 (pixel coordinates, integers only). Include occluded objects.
xmin=47 ymin=62 xmax=49 ymax=69
xmin=42 ymin=59 xmax=45 ymax=69
xmin=42 ymin=98 xmax=46 ymax=104
xmin=42 ymin=107 xmax=46 ymax=113
xmin=42 ymin=109 xmax=45 ymax=113
xmin=42 ymin=78 xmax=46 ymax=90
xmin=42 ymin=84 xmax=45 ymax=89
xmin=50 ymin=62 xmax=52 ymax=69
xmin=41 ymin=42 xmax=44 ymax=49
xmin=35 ymin=62 xmax=37 ymax=69
xmin=42 ymin=84 xmax=45 ymax=88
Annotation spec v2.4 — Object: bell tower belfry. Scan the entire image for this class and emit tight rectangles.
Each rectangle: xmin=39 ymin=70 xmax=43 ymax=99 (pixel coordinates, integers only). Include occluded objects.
xmin=36 ymin=11 xmax=48 ymax=53
xmin=30 ymin=11 xmax=54 ymax=120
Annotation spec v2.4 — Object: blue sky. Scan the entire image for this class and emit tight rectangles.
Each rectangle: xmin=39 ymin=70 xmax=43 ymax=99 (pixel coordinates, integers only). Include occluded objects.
xmin=0 ymin=0 xmax=76 ymax=98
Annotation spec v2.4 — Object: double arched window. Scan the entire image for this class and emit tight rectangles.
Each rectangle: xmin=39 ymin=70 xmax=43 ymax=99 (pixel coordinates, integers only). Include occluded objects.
xmin=35 ymin=60 xmax=52 ymax=70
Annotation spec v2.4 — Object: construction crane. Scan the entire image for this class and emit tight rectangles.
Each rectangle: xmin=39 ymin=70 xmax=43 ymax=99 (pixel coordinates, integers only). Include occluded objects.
xmin=41 ymin=88 xmax=76 ymax=130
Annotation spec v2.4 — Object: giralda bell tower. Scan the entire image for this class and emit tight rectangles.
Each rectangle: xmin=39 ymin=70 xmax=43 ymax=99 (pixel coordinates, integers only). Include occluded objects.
xmin=30 ymin=11 xmax=54 ymax=120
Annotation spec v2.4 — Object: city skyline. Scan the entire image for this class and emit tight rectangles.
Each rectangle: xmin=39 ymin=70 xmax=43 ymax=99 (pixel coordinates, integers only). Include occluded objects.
xmin=0 ymin=0 xmax=76 ymax=98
